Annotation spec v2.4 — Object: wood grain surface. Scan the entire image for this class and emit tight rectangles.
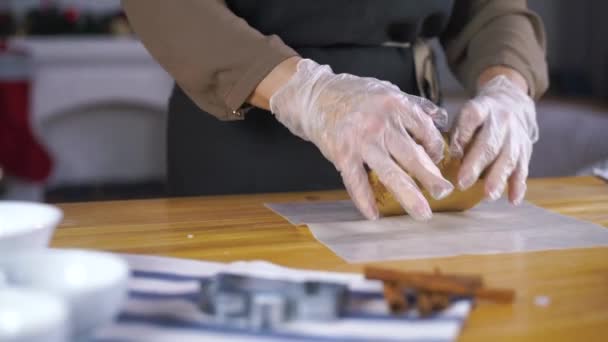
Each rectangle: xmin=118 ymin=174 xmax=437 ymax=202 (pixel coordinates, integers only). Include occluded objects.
xmin=51 ymin=176 xmax=608 ymax=341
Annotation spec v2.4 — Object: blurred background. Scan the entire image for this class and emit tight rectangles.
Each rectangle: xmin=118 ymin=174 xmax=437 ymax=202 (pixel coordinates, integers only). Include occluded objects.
xmin=0 ymin=0 xmax=606 ymax=203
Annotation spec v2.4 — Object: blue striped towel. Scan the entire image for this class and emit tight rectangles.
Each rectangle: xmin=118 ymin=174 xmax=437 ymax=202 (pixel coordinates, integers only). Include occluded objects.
xmin=93 ymin=254 xmax=472 ymax=341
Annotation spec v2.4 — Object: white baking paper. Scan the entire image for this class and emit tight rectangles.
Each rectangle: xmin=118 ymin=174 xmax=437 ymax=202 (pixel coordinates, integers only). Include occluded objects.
xmin=265 ymin=200 xmax=364 ymax=225
xmin=594 ymin=167 xmax=608 ymax=182
xmin=267 ymin=199 xmax=608 ymax=263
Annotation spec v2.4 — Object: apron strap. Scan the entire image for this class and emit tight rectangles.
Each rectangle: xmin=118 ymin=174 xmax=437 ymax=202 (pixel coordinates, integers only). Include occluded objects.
xmin=413 ymin=39 xmax=441 ymax=105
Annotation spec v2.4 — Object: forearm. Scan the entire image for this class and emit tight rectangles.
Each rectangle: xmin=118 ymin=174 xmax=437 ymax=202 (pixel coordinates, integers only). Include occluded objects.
xmin=248 ymin=56 xmax=301 ymax=110
xmin=478 ymin=66 xmax=528 ymax=94
xmin=122 ymin=0 xmax=297 ymax=120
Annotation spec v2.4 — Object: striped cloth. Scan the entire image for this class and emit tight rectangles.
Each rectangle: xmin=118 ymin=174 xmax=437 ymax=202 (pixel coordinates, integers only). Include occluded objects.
xmin=93 ymin=254 xmax=472 ymax=342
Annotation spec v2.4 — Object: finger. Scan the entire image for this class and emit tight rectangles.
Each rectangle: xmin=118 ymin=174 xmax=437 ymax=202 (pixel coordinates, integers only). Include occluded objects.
xmin=408 ymin=95 xmax=449 ymax=129
xmin=340 ymin=161 xmax=379 ymax=220
xmin=483 ymin=135 xmax=519 ymax=201
xmin=364 ymin=144 xmax=432 ymax=220
xmin=508 ymin=145 xmax=532 ymax=205
xmin=450 ymin=100 xmax=489 ymax=159
xmin=395 ymin=99 xmax=446 ymax=164
xmin=457 ymin=114 xmax=507 ymax=190
xmin=387 ymin=129 xmax=454 ymax=200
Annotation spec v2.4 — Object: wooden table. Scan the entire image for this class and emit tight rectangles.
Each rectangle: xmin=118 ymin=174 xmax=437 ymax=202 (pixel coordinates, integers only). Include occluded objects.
xmin=51 ymin=176 xmax=608 ymax=341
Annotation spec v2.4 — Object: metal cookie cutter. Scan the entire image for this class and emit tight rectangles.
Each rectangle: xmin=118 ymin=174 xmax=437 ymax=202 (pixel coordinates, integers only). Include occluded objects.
xmin=199 ymin=273 xmax=348 ymax=331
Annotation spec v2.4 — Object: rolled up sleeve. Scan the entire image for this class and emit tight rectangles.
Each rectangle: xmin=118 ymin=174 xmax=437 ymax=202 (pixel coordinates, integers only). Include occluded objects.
xmin=441 ymin=0 xmax=549 ymax=100
xmin=122 ymin=0 xmax=298 ymax=120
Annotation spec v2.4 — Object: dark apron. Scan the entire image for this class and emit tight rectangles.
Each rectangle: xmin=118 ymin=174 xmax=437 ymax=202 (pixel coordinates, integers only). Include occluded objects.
xmin=167 ymin=0 xmax=453 ymax=196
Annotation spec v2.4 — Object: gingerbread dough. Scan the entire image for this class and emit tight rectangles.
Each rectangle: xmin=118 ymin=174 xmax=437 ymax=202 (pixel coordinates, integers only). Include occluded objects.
xmin=368 ymin=134 xmax=485 ymax=217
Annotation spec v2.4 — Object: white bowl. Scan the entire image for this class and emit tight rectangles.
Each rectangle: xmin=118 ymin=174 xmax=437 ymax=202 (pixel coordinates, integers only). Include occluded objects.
xmin=0 ymin=287 xmax=70 ymax=342
xmin=0 ymin=201 xmax=63 ymax=252
xmin=0 ymin=249 xmax=129 ymax=339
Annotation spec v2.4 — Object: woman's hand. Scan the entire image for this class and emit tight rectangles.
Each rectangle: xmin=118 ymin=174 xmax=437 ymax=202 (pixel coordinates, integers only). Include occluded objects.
xmin=269 ymin=59 xmax=454 ymax=220
xmin=450 ymin=69 xmax=538 ymax=205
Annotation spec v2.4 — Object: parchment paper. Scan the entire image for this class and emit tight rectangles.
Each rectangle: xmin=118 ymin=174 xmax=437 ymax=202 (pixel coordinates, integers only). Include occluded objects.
xmin=265 ymin=200 xmax=364 ymax=225
xmin=266 ymin=199 xmax=608 ymax=263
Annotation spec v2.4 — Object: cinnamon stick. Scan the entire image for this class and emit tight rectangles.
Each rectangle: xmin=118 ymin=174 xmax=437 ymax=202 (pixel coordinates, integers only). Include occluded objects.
xmin=364 ymin=266 xmax=514 ymax=303
xmin=429 ymin=292 xmax=450 ymax=310
xmin=382 ymin=281 xmax=407 ymax=313
xmin=365 ymin=266 xmax=482 ymax=291
xmin=417 ymin=291 xmax=433 ymax=317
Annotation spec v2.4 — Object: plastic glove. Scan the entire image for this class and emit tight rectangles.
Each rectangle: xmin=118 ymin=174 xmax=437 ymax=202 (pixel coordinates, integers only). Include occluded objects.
xmin=270 ymin=59 xmax=454 ymax=220
xmin=450 ymin=75 xmax=538 ymax=205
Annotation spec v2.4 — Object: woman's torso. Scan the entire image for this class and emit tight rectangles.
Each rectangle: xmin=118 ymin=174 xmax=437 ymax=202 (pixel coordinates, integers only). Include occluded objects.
xmin=167 ymin=1 xmax=454 ymax=196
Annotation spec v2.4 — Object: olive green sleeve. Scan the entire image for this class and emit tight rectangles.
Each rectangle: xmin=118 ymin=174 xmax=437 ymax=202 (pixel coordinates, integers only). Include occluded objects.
xmin=122 ymin=0 xmax=298 ymax=120
xmin=441 ymin=0 xmax=549 ymax=99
